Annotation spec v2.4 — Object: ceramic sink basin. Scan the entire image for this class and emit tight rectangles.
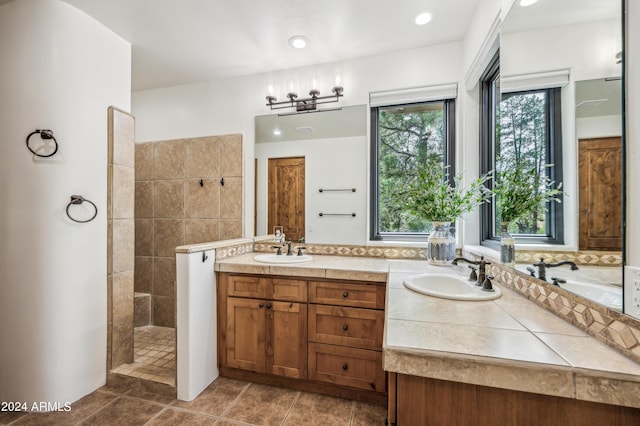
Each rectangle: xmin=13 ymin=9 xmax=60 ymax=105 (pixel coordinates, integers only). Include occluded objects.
xmin=253 ymin=253 xmax=313 ymax=264
xmin=403 ymin=273 xmax=501 ymax=301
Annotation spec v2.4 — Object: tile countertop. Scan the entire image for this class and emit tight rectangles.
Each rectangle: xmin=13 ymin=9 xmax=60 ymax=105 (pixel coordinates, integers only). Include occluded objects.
xmin=214 ymin=253 xmax=640 ymax=409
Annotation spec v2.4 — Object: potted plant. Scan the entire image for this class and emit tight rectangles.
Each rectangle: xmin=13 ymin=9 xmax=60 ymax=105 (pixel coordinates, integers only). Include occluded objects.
xmin=493 ymin=164 xmax=563 ymax=266
xmin=405 ymin=164 xmax=492 ymax=265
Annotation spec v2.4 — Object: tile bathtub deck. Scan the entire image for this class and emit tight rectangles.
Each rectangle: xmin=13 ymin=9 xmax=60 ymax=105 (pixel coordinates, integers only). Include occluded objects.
xmin=0 ymin=377 xmax=387 ymax=425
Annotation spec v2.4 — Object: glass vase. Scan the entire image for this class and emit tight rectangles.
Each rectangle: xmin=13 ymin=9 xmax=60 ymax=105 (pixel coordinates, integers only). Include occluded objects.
xmin=427 ymin=221 xmax=456 ymax=266
xmin=500 ymin=221 xmax=515 ymax=267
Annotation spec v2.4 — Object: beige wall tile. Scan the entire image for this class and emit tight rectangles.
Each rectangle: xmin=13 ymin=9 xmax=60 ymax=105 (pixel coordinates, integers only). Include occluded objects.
xmin=135 ymin=181 xmax=153 ymax=219
xmin=185 ymin=136 xmax=220 ymax=178
xmin=113 ymin=271 xmax=134 ymax=327
xmin=134 ymin=293 xmax=151 ymax=327
xmin=153 ymin=140 xmax=185 ymax=179
xmin=220 ymin=219 xmax=243 ymax=240
xmin=154 ymin=257 xmax=176 ymax=297
xmin=111 ymin=108 xmax=135 ymax=167
xmin=185 ymin=219 xmax=220 ymax=245
xmin=220 ymin=177 xmax=242 ymax=219
xmin=107 ymin=219 xmax=113 ymax=275
xmin=185 ymin=179 xmax=219 ymax=219
xmin=135 ymin=142 xmax=153 ymax=181
xmin=135 ymin=219 xmax=154 ymax=257
xmin=107 ymin=165 xmax=112 ymax=219
xmin=154 ymin=219 xmax=185 ymax=257
xmin=220 ymin=134 xmax=242 ymax=177
xmin=112 ymin=322 xmax=134 ymax=367
xmin=135 ymin=256 xmax=153 ymax=293
xmin=107 ymin=273 xmax=113 ymax=326
xmin=154 ymin=180 xmax=185 ymax=218
xmin=113 ymin=219 xmax=135 ymax=273
xmin=112 ymin=165 xmax=135 ymax=219
xmin=153 ymin=296 xmax=176 ymax=328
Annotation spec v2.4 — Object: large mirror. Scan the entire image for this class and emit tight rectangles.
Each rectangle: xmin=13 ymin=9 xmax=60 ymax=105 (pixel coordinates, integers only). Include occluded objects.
xmin=254 ymin=105 xmax=368 ymax=245
xmin=500 ymin=0 xmax=624 ymax=311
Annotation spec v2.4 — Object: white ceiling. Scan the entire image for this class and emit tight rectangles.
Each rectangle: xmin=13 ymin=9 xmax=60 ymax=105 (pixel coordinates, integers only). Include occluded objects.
xmin=61 ymin=0 xmax=480 ymax=92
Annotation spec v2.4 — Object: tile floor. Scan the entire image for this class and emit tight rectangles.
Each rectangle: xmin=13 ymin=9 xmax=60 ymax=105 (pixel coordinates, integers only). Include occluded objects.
xmin=0 ymin=377 xmax=387 ymax=425
xmin=112 ymin=326 xmax=176 ymax=386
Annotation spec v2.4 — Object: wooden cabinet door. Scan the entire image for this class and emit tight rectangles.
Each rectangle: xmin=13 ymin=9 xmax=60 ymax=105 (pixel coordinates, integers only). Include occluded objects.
xmin=578 ymin=137 xmax=622 ymax=250
xmin=226 ymin=297 xmax=265 ymax=372
xmin=266 ymin=301 xmax=307 ymax=379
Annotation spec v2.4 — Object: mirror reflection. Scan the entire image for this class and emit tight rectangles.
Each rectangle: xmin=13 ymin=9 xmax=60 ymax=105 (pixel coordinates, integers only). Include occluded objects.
xmin=500 ymin=0 xmax=623 ymax=311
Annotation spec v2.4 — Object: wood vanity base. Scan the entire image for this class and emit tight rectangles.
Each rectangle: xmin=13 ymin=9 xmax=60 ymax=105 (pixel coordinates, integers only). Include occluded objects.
xmin=220 ymin=367 xmax=387 ymax=405
xmin=388 ymin=373 xmax=640 ymax=425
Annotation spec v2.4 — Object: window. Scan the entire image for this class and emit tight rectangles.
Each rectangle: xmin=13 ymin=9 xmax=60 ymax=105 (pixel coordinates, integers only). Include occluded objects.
xmin=480 ymin=53 xmax=564 ymax=246
xmin=370 ymin=99 xmax=456 ymax=241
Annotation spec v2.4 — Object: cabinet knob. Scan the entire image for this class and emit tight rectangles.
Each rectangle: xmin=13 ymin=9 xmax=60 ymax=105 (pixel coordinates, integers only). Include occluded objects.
xmin=258 ymin=303 xmax=264 ymax=308
xmin=342 ymin=324 xmax=349 ymax=331
xmin=342 ymin=363 xmax=349 ymax=371
xmin=343 ymin=291 xmax=349 ymax=298
xmin=266 ymin=302 xmax=272 ymax=309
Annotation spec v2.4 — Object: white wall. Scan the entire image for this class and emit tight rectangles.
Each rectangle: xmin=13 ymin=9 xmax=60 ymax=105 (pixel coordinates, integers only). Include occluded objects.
xmin=0 ymin=0 xmax=130 ymax=405
xmin=576 ymin=115 xmax=622 ymax=139
xmin=255 ymin=136 xmax=368 ymax=244
xmin=500 ymin=18 xmax=621 ymax=250
xmin=133 ymin=41 xmax=465 ymax=243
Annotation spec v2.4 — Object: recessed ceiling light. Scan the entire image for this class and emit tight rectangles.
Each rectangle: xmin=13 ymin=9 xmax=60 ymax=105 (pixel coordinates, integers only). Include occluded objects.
xmin=288 ymin=35 xmax=309 ymax=49
xmin=519 ymin=0 xmax=539 ymax=6
xmin=415 ymin=12 xmax=432 ymax=26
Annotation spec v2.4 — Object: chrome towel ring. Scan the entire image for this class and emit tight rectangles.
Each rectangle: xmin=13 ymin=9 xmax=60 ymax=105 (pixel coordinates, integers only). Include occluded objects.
xmin=66 ymin=195 xmax=98 ymax=223
xmin=26 ymin=129 xmax=59 ymax=158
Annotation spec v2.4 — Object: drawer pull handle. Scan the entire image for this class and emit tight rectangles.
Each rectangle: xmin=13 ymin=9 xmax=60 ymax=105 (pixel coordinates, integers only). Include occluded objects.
xmin=266 ymin=302 xmax=272 ymax=309
xmin=342 ymin=324 xmax=349 ymax=331
xmin=343 ymin=291 xmax=349 ymax=298
xmin=342 ymin=363 xmax=349 ymax=371
xmin=259 ymin=303 xmax=264 ymax=308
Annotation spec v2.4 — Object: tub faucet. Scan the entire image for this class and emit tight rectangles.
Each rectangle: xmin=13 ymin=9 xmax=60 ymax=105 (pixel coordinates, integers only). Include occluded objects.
xmin=532 ymin=257 xmax=578 ymax=281
xmin=451 ymin=256 xmax=491 ymax=286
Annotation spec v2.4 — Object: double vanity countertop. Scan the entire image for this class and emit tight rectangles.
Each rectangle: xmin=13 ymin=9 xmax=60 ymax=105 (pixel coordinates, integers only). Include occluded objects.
xmin=215 ymin=251 xmax=640 ymax=409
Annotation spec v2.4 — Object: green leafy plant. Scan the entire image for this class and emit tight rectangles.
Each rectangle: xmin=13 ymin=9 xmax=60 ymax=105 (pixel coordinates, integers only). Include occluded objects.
xmin=405 ymin=165 xmax=492 ymax=222
xmin=494 ymin=164 xmax=562 ymax=223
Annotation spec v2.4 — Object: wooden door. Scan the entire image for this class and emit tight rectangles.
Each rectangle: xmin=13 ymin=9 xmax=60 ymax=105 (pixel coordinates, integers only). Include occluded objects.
xmin=578 ymin=137 xmax=622 ymax=251
xmin=226 ymin=298 xmax=265 ymax=372
xmin=268 ymin=157 xmax=305 ymax=241
xmin=265 ymin=301 xmax=307 ymax=379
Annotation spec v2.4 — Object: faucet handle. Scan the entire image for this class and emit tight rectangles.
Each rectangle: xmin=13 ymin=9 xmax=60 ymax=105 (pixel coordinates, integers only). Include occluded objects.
xmin=481 ymin=275 xmax=495 ymax=292
xmin=526 ymin=266 xmax=536 ymax=277
xmin=467 ymin=265 xmax=478 ymax=282
xmin=550 ymin=277 xmax=566 ymax=286
xmin=296 ymin=246 xmax=306 ymax=256
xmin=272 ymin=245 xmax=283 ymax=255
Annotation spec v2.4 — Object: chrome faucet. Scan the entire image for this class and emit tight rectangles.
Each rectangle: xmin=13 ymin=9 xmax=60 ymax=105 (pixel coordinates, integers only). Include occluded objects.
xmin=531 ymin=257 xmax=578 ymax=281
xmin=452 ymin=256 xmax=491 ymax=287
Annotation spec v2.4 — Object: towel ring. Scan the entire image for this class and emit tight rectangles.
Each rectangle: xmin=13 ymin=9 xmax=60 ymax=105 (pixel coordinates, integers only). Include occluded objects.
xmin=66 ymin=195 xmax=98 ymax=223
xmin=26 ymin=129 xmax=58 ymax=158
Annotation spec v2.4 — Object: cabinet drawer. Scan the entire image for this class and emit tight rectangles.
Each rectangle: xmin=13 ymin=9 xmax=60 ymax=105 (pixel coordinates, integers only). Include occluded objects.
xmin=308 ymin=305 xmax=383 ymax=350
xmin=308 ymin=281 xmax=385 ymax=309
xmin=268 ymin=278 xmax=307 ymax=302
xmin=308 ymin=343 xmax=385 ymax=393
xmin=227 ymin=275 xmax=266 ymax=298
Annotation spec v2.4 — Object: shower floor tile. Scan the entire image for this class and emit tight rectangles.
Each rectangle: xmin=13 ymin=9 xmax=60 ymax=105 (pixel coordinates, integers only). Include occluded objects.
xmin=111 ymin=325 xmax=176 ymax=386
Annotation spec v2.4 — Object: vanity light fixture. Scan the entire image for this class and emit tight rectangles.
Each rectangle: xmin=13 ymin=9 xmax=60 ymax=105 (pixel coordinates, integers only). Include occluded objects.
xmin=519 ymin=0 xmax=539 ymax=6
xmin=265 ymin=72 xmax=344 ymax=113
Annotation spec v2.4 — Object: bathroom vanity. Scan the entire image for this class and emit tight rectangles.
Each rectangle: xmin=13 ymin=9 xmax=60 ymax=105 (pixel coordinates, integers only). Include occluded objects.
xmin=215 ymin=253 xmax=389 ymax=404
xmin=213 ymin=249 xmax=640 ymax=424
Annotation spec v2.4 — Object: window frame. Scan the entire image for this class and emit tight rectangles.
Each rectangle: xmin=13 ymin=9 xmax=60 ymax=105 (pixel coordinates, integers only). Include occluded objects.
xmin=369 ymin=99 xmax=456 ymax=242
xmin=480 ymin=52 xmax=564 ymax=247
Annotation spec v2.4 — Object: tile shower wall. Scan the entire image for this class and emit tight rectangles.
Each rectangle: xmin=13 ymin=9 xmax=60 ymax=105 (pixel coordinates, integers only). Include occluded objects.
xmin=135 ymin=135 xmax=243 ymax=327
xmin=107 ymin=107 xmax=136 ymax=370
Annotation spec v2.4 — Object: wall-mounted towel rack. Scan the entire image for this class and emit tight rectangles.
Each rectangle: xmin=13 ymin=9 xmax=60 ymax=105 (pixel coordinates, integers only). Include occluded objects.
xmin=66 ymin=195 xmax=97 ymax=223
xmin=26 ymin=129 xmax=58 ymax=158
xmin=318 ymin=212 xmax=356 ymax=217
xmin=318 ymin=188 xmax=356 ymax=193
